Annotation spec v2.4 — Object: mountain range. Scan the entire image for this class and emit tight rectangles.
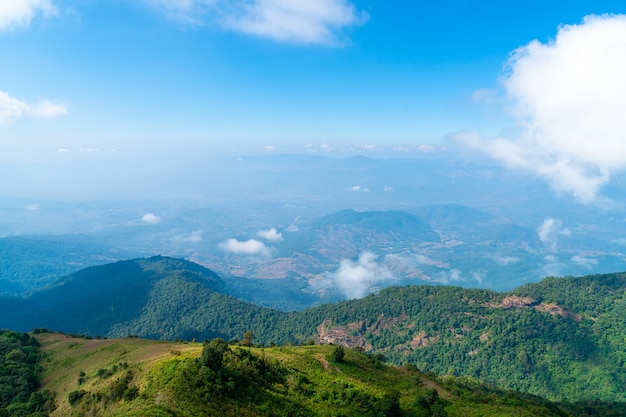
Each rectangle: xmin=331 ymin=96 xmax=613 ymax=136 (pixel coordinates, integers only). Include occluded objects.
xmin=2 ymin=256 xmax=625 ymax=403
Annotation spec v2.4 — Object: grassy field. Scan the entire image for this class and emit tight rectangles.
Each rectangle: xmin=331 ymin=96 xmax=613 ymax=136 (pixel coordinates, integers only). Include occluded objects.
xmin=35 ymin=333 xmax=571 ymax=417
xmin=37 ymin=333 xmax=200 ymax=416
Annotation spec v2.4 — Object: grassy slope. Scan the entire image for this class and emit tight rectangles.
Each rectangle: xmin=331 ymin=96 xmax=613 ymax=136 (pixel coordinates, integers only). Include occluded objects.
xmin=36 ymin=333 xmax=568 ymax=417
xmin=37 ymin=333 xmax=200 ymax=416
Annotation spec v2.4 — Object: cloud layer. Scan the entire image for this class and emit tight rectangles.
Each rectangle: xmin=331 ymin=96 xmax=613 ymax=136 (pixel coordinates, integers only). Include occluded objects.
xmin=144 ymin=0 xmax=367 ymax=45
xmin=0 ymin=0 xmax=56 ymax=30
xmin=455 ymin=14 xmax=626 ymax=204
xmin=0 ymin=90 xmax=67 ymax=126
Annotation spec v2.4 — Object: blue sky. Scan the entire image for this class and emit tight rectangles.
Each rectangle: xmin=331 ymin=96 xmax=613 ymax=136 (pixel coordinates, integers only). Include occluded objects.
xmin=2 ymin=0 xmax=626 ymax=202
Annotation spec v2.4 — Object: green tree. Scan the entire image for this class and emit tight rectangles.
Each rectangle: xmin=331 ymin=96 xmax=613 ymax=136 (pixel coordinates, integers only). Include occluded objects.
xmin=200 ymin=338 xmax=230 ymax=371
xmin=331 ymin=345 xmax=345 ymax=363
xmin=242 ymin=331 xmax=255 ymax=347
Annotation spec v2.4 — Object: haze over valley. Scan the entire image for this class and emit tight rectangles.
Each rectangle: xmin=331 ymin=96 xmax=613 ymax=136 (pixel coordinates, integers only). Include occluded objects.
xmin=2 ymin=1 xmax=626 ymax=416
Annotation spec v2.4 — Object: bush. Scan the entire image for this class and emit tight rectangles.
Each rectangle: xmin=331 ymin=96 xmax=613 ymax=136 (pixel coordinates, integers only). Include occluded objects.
xmin=68 ymin=390 xmax=87 ymax=406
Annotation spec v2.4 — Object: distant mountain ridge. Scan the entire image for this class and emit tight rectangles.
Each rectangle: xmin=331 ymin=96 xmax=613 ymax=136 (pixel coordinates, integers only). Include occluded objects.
xmin=0 ymin=234 xmax=139 ymax=294
xmin=310 ymin=209 xmax=440 ymax=240
xmin=2 ymin=256 xmax=626 ymax=402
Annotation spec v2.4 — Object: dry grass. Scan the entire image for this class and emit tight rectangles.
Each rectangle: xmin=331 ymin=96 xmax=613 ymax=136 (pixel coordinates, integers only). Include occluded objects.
xmin=36 ymin=333 xmax=201 ymax=416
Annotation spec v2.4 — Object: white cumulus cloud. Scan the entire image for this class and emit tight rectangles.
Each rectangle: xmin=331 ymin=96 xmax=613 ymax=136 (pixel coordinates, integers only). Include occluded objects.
xmin=142 ymin=213 xmax=162 ymax=224
xmin=323 ymin=252 xmax=395 ymax=299
xmin=0 ymin=0 xmax=56 ymax=30
xmin=454 ymin=15 xmax=626 ymax=204
xmin=218 ymin=238 xmax=271 ymax=256
xmin=257 ymin=228 xmax=283 ymax=241
xmin=0 ymin=90 xmax=67 ymax=126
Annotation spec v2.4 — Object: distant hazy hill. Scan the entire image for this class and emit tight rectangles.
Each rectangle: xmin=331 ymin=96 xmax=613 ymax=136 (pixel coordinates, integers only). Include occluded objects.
xmin=0 ymin=234 xmax=139 ymax=294
xmin=311 ymin=209 xmax=440 ymax=240
xmin=2 ymin=257 xmax=626 ymax=402
xmin=413 ymin=203 xmax=494 ymax=227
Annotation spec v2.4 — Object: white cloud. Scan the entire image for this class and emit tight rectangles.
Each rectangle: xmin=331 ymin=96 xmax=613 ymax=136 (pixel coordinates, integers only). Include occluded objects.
xmin=323 ymin=252 xmax=395 ymax=299
xmin=0 ymin=0 xmax=56 ymax=30
xmin=142 ymin=213 xmax=162 ymax=224
xmin=257 ymin=228 xmax=283 ymax=241
xmin=0 ymin=90 xmax=67 ymax=126
xmin=263 ymin=145 xmax=277 ymax=152
xmin=352 ymin=144 xmax=377 ymax=152
xmin=286 ymin=224 xmax=299 ymax=232
xmin=417 ymin=144 xmax=437 ymax=153
xmin=186 ymin=230 xmax=203 ymax=242
xmin=218 ymin=238 xmax=271 ymax=256
xmin=491 ymin=255 xmax=520 ymax=266
xmin=537 ymin=218 xmax=570 ymax=251
xmin=454 ymin=15 xmax=626 ymax=204
xmin=472 ymin=271 xmax=485 ymax=285
xmin=24 ymin=203 xmax=39 ymax=211
xmin=433 ymin=268 xmax=464 ymax=284
xmin=144 ymin=0 xmax=367 ymax=45
xmin=142 ymin=0 xmax=217 ymax=24
xmin=346 ymin=185 xmax=369 ymax=192
xmin=224 ymin=0 xmax=368 ymax=45
xmin=571 ymin=255 xmax=598 ymax=267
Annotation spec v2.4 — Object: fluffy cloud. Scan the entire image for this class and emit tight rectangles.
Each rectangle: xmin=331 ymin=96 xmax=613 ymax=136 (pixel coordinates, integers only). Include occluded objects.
xmin=0 ymin=90 xmax=67 ymax=126
xmin=323 ymin=252 xmax=395 ymax=299
xmin=141 ymin=213 xmax=162 ymax=224
xmin=144 ymin=0 xmax=367 ymax=45
xmin=537 ymin=218 xmax=570 ymax=251
xmin=346 ymin=185 xmax=369 ymax=192
xmin=454 ymin=15 xmax=626 ymax=204
xmin=0 ymin=0 xmax=56 ymax=30
xmin=218 ymin=238 xmax=271 ymax=256
xmin=257 ymin=228 xmax=283 ymax=241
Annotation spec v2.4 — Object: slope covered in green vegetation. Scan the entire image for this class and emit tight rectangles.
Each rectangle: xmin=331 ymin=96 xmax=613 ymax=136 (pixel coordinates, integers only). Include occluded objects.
xmin=2 ymin=257 xmax=626 ymax=403
xmin=34 ymin=332 xmax=594 ymax=417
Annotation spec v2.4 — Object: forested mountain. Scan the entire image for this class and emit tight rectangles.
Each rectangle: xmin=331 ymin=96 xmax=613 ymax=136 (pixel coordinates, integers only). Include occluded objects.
xmin=2 ymin=257 xmax=626 ymax=402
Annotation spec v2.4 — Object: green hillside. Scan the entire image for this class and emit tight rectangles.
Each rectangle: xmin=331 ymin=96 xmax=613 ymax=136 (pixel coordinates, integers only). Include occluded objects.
xmin=2 ymin=257 xmax=626 ymax=403
xmin=32 ymin=332 xmax=590 ymax=417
